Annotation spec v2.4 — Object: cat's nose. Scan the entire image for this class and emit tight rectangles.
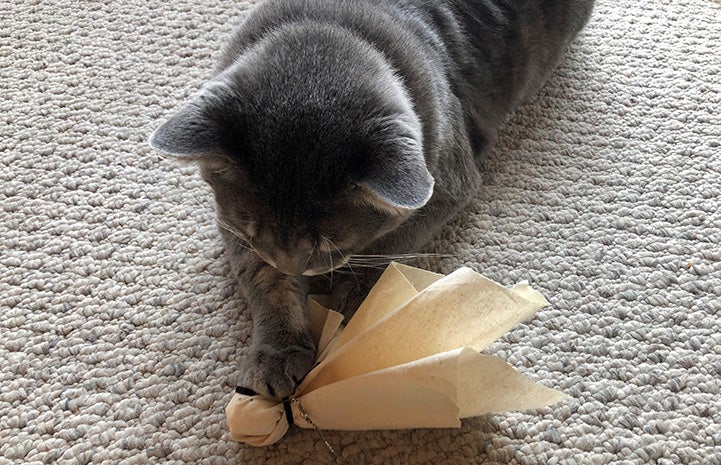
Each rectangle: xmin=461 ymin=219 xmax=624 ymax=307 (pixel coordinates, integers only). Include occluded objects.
xmin=276 ymin=262 xmax=305 ymax=276
xmin=272 ymin=253 xmax=308 ymax=276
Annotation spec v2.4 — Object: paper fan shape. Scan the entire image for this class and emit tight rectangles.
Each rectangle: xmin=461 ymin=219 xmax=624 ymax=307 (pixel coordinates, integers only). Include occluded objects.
xmin=226 ymin=263 xmax=566 ymax=447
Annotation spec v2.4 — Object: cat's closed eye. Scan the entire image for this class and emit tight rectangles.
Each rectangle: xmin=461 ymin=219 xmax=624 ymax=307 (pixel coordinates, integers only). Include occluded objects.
xmin=200 ymin=156 xmax=237 ymax=178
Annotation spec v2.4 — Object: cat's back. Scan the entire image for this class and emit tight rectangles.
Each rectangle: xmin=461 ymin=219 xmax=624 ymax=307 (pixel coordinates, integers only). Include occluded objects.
xmin=428 ymin=0 xmax=594 ymax=149
xmin=215 ymin=0 xmax=438 ymax=74
xmin=448 ymin=0 xmax=595 ymax=40
xmin=213 ymin=0 xmax=594 ymax=155
xmin=445 ymin=0 xmax=595 ymax=100
xmin=217 ymin=0 xmax=594 ymax=102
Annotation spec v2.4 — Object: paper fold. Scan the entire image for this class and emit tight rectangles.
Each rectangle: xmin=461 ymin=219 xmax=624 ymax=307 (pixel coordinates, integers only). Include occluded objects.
xmin=227 ymin=263 xmax=566 ymax=446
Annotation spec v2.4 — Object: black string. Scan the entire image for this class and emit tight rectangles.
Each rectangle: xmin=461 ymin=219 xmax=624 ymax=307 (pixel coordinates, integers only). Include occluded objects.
xmin=235 ymin=386 xmax=295 ymax=426
xmin=235 ymin=386 xmax=258 ymax=396
xmin=282 ymin=397 xmax=294 ymax=426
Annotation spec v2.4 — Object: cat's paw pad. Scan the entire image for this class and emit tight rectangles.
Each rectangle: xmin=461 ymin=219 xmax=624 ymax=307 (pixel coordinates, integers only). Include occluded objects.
xmin=239 ymin=338 xmax=316 ymax=399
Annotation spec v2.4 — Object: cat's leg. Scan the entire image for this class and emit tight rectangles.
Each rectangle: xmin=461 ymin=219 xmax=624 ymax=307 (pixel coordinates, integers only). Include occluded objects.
xmin=222 ymin=229 xmax=315 ymax=399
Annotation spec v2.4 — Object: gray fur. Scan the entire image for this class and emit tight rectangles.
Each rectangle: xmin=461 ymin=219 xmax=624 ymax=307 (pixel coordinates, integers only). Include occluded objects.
xmin=150 ymin=0 xmax=594 ymax=399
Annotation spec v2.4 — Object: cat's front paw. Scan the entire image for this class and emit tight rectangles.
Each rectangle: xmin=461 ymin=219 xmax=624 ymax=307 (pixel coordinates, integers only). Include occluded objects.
xmin=239 ymin=336 xmax=316 ymax=399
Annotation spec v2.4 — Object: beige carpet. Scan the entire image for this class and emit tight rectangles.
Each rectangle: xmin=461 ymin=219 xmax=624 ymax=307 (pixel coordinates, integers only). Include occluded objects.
xmin=2 ymin=0 xmax=720 ymax=463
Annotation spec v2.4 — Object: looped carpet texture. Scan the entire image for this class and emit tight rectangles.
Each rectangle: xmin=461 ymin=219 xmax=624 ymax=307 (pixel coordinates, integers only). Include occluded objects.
xmin=1 ymin=0 xmax=720 ymax=464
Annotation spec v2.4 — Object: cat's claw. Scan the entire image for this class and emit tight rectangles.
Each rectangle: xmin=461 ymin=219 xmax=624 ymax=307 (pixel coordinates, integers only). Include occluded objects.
xmin=239 ymin=338 xmax=316 ymax=400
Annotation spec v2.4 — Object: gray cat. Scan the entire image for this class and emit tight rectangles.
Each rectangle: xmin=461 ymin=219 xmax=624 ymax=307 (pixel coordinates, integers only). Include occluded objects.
xmin=150 ymin=0 xmax=594 ymax=399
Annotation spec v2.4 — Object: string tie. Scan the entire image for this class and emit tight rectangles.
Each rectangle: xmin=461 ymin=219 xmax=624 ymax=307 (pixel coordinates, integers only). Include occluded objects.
xmin=235 ymin=386 xmax=295 ymax=427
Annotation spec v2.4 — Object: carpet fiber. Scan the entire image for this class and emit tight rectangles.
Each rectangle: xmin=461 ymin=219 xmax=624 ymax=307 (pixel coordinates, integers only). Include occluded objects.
xmin=2 ymin=1 xmax=720 ymax=464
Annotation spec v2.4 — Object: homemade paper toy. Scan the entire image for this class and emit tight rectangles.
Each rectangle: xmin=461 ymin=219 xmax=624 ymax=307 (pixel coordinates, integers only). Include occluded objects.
xmin=226 ymin=263 xmax=566 ymax=447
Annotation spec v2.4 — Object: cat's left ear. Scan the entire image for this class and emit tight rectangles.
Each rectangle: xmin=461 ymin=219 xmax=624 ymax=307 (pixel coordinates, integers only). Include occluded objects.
xmin=359 ymin=119 xmax=434 ymax=210
xmin=149 ymin=82 xmax=233 ymax=158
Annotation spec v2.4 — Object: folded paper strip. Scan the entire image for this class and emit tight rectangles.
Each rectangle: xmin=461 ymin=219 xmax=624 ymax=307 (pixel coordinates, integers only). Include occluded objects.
xmin=226 ymin=263 xmax=567 ymax=446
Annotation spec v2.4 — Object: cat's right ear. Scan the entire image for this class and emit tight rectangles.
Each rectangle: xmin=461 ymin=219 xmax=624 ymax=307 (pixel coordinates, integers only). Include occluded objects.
xmin=149 ymin=83 xmax=232 ymax=159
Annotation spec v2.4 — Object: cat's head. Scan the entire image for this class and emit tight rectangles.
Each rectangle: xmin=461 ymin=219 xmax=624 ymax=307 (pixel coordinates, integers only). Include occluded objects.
xmin=150 ymin=24 xmax=433 ymax=276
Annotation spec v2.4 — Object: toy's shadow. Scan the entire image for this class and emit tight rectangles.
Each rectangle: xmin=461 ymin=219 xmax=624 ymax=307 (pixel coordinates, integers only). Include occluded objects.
xmin=236 ymin=416 xmax=505 ymax=464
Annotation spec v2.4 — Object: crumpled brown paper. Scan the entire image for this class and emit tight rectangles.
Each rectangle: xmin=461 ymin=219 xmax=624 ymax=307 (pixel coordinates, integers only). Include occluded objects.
xmin=226 ymin=263 xmax=566 ymax=446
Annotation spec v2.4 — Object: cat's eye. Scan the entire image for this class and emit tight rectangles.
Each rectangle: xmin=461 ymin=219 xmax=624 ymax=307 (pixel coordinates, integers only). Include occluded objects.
xmin=202 ymin=155 xmax=237 ymax=177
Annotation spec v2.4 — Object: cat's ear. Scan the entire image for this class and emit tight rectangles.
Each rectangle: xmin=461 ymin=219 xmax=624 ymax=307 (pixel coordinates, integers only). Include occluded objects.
xmin=149 ymin=83 xmax=233 ymax=158
xmin=359 ymin=120 xmax=434 ymax=210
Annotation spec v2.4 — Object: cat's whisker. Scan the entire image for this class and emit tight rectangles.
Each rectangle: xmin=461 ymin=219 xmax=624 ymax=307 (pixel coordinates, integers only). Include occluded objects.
xmin=216 ymin=220 xmax=256 ymax=253
xmin=321 ymin=236 xmax=335 ymax=288
xmin=216 ymin=218 xmax=250 ymax=238
xmin=308 ymin=240 xmax=318 ymax=263
xmin=326 ymin=236 xmax=359 ymax=288
xmin=349 ymin=253 xmax=451 ymax=259
xmin=185 ymin=192 xmax=215 ymax=212
xmin=304 ymin=239 xmax=318 ymax=271
xmin=346 ymin=254 xmax=449 ymax=264
xmin=340 ymin=263 xmax=389 ymax=270
xmin=343 ymin=253 xmax=451 ymax=271
xmin=332 ymin=269 xmax=362 ymax=276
